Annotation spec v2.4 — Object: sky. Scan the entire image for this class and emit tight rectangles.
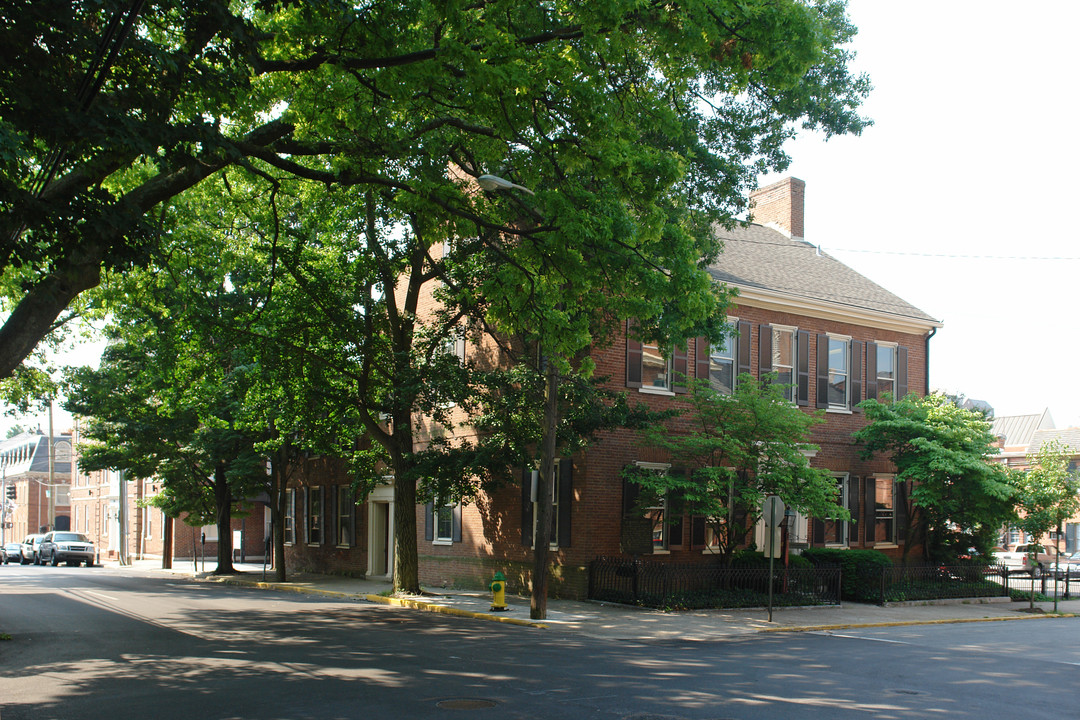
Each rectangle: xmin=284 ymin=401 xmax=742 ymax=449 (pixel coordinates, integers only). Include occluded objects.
xmin=759 ymin=0 xmax=1080 ymax=428
xmin=4 ymin=1 xmax=1080 ymax=436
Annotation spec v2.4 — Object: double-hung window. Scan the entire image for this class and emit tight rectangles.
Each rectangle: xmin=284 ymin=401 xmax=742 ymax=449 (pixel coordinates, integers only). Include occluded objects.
xmin=875 ymin=343 xmax=897 ymax=398
xmin=827 ymin=335 xmax=850 ymax=410
xmin=709 ymin=323 xmax=738 ymax=395
xmin=336 ymin=485 xmax=353 ymax=547
xmin=284 ymin=489 xmax=295 ymax=545
xmin=436 ymin=505 xmax=454 ymax=543
xmin=872 ymin=477 xmax=896 ymax=545
xmin=641 ymin=340 xmax=673 ymax=391
xmin=306 ymin=486 xmax=323 ymax=545
xmin=635 ymin=462 xmax=672 ymax=553
xmin=822 ymin=474 xmax=853 ymax=546
xmin=772 ymin=326 xmax=797 ymax=402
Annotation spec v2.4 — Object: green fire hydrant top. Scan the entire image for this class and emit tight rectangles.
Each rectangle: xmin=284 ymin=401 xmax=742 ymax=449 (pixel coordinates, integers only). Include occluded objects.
xmin=492 ymin=571 xmax=506 ymax=582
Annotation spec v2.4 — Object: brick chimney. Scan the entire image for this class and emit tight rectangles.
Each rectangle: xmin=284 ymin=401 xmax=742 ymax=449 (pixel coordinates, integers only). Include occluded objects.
xmin=749 ymin=177 xmax=805 ymax=238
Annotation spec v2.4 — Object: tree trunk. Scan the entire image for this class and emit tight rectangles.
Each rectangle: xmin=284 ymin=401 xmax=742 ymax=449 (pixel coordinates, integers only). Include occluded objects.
xmin=272 ymin=448 xmax=288 ymax=582
xmin=393 ymin=470 xmax=419 ymax=593
xmin=162 ymin=515 xmax=173 ymax=569
xmin=213 ymin=461 xmax=235 ymax=574
xmin=531 ymin=359 xmax=559 ymax=620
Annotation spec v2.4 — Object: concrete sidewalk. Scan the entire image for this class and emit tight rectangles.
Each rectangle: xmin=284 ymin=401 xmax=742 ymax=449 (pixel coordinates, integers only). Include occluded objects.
xmin=103 ymin=559 xmax=1080 ymax=641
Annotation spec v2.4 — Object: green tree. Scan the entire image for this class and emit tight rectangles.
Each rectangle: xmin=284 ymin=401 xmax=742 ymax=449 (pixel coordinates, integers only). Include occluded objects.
xmin=625 ymin=375 xmax=844 ymax=566
xmin=1 ymin=0 xmax=870 ymax=381
xmin=1011 ymin=440 xmax=1080 ymax=569
xmin=854 ymin=393 xmax=1015 ymax=562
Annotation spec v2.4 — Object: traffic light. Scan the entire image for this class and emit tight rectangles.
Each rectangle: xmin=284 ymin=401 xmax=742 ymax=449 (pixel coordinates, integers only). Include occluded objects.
xmin=5 ymin=484 xmax=15 ymax=499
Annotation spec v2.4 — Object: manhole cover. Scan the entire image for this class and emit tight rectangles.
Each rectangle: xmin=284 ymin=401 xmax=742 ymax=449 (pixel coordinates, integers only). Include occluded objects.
xmin=436 ymin=699 xmax=498 ymax=710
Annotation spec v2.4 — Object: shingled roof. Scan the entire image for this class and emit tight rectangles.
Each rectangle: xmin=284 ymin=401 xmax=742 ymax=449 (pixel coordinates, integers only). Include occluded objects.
xmin=708 ymin=222 xmax=940 ymax=327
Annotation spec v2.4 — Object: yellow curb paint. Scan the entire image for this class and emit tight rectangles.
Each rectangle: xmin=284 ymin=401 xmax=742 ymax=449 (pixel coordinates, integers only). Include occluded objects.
xmin=760 ymin=613 xmax=1078 ymax=633
xmin=365 ymin=594 xmax=547 ymax=629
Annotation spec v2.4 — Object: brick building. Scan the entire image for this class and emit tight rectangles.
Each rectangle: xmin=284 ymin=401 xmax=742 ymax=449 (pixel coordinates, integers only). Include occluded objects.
xmin=1 ymin=430 xmax=73 ymax=546
xmin=411 ymin=177 xmax=941 ymax=597
xmin=281 ymin=177 xmax=942 ymax=598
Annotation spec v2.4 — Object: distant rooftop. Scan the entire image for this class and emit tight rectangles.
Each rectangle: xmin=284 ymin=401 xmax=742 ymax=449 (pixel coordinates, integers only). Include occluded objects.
xmin=991 ymin=409 xmax=1055 ymax=451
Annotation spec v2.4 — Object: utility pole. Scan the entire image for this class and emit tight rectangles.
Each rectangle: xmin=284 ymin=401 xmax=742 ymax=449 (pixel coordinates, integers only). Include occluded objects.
xmin=118 ymin=468 xmax=129 ymax=565
xmin=48 ymin=401 xmax=55 ymax=532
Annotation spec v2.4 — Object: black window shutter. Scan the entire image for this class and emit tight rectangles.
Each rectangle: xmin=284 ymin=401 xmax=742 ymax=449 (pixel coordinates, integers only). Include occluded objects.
xmin=626 ymin=321 xmax=643 ymax=388
xmin=865 ymin=342 xmax=878 ymax=400
xmin=695 ymin=337 xmax=710 ymax=380
xmin=812 ymin=517 xmax=825 ymax=545
xmin=850 ymin=340 xmax=863 ymax=411
xmin=896 ymin=481 xmax=908 ymax=544
xmin=424 ymin=501 xmax=434 ymax=541
xmin=558 ymin=458 xmax=573 ymax=548
xmin=758 ymin=324 xmax=773 ymax=376
xmin=452 ymin=504 xmax=462 ymax=543
xmin=847 ymin=477 xmax=860 ymax=546
xmin=691 ymin=516 xmax=706 ymax=548
xmin=622 ymin=475 xmax=640 ymax=516
xmin=816 ymin=334 xmax=830 ymax=408
xmin=896 ymin=346 xmax=908 ymax=398
xmin=673 ymin=343 xmax=688 ymax=393
xmin=797 ymin=330 xmax=810 ymax=406
xmin=864 ymin=478 xmax=877 ymax=543
xmin=737 ymin=321 xmax=752 ymax=378
xmin=521 ymin=468 xmax=533 ymax=547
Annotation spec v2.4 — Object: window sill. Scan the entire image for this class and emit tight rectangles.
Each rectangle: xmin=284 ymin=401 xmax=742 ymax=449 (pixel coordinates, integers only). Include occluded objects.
xmin=651 ymin=549 xmax=671 ymax=555
xmin=639 ymin=386 xmax=675 ymax=397
xmin=826 ymin=407 xmax=853 ymax=415
xmin=336 ymin=544 xmax=351 ymax=550
xmin=432 ymin=539 xmax=453 ymax=546
xmin=873 ymin=543 xmax=898 ymax=549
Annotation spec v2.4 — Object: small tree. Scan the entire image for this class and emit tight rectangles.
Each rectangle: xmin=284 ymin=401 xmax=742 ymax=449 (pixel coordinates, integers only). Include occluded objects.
xmin=854 ymin=393 xmax=1015 ymax=562
xmin=625 ymin=374 xmax=845 ymax=565
xmin=1011 ymin=440 xmax=1080 ymax=570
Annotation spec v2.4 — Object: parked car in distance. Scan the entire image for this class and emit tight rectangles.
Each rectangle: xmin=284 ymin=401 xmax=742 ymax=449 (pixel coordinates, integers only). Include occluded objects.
xmin=995 ymin=543 xmax=1057 ymax=568
xmin=20 ymin=533 xmax=45 ymax=564
xmin=38 ymin=531 xmax=95 ymax=567
xmin=3 ymin=542 xmax=21 ymax=563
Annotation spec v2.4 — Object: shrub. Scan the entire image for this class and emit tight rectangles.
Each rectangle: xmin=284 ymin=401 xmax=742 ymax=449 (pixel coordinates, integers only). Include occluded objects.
xmin=730 ymin=549 xmax=813 ymax=569
xmin=801 ymin=547 xmax=892 ymax=601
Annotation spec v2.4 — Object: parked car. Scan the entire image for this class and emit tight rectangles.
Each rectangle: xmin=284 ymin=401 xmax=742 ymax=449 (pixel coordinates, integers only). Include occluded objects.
xmin=20 ymin=533 xmax=45 ymax=564
xmin=38 ymin=531 xmax=95 ymax=567
xmin=3 ymin=542 xmax=21 ymax=563
xmin=995 ymin=543 xmax=1058 ymax=568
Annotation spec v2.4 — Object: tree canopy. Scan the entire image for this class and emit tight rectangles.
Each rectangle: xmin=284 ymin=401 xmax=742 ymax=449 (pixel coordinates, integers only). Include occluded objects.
xmin=1010 ymin=440 xmax=1080 ymax=560
xmin=1 ymin=0 xmax=870 ymax=381
xmin=854 ymin=393 xmax=1015 ymax=562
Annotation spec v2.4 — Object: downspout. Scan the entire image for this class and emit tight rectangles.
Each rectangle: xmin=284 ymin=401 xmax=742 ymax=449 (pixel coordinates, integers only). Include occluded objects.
xmin=925 ymin=327 xmax=937 ymax=394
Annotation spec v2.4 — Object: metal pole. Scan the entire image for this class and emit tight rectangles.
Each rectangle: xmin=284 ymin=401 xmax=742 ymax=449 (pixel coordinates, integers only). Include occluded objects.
xmin=768 ymin=500 xmax=776 ymax=623
xmin=118 ymin=469 xmax=129 ymax=565
xmin=48 ymin=402 xmax=54 ymax=531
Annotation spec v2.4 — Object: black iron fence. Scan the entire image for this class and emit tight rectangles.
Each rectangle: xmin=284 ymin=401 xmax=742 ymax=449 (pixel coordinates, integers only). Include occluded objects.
xmin=588 ymin=557 xmax=841 ymax=609
xmin=866 ymin=564 xmax=1010 ymax=605
xmin=1001 ymin=565 xmax=1077 ymax=601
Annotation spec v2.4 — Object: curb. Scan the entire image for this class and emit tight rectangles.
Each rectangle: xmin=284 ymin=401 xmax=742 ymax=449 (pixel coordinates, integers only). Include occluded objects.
xmin=364 ymin=594 xmax=548 ymax=629
xmin=760 ymin=612 xmax=1079 ymax=633
xmin=209 ymin=574 xmax=548 ymax=629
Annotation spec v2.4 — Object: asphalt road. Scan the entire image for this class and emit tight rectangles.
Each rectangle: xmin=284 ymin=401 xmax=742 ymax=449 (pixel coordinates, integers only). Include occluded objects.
xmin=1 ymin=564 xmax=1078 ymax=720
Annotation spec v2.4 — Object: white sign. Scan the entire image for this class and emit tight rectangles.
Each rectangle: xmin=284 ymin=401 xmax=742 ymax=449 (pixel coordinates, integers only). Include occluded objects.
xmin=762 ymin=496 xmax=785 ymax=527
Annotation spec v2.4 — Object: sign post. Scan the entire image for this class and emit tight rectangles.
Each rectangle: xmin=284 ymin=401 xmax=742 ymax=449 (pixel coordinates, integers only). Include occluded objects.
xmin=763 ymin=495 xmax=786 ymax=622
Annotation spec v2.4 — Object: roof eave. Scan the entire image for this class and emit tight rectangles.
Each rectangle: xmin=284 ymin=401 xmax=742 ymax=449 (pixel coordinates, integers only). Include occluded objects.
xmin=732 ymin=285 xmax=943 ymax=335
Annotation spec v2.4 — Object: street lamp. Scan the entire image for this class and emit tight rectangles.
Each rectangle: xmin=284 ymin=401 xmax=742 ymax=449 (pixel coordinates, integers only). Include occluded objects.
xmin=476 ymin=173 xmax=559 ymax=619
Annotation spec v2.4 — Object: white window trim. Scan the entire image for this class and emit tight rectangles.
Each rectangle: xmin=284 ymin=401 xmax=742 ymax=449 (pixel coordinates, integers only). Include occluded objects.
xmin=874 ymin=340 xmax=899 ymax=398
xmin=640 ymin=342 xmax=674 ymax=392
xmin=709 ymin=318 xmax=739 ymax=394
xmin=825 ymin=333 xmax=852 ymax=413
xmin=433 ymin=503 xmax=455 ymax=546
xmin=336 ymin=485 xmax=353 ymax=548
xmin=284 ymin=488 xmax=295 ymax=546
xmin=771 ymin=324 xmax=798 ymax=403
xmin=306 ymin=486 xmax=323 ymax=547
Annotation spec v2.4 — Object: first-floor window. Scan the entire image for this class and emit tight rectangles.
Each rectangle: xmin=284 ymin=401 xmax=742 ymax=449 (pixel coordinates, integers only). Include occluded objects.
xmin=635 ymin=462 xmax=671 ymax=552
xmin=144 ymin=507 xmax=152 ymax=539
xmin=436 ymin=505 xmax=454 ymax=542
xmin=284 ymin=489 xmax=295 ymax=545
xmin=306 ymin=486 xmax=323 ymax=545
xmin=873 ymin=477 xmax=896 ymax=544
xmin=337 ymin=485 xmax=353 ymax=546
xmin=822 ymin=475 xmax=852 ymax=546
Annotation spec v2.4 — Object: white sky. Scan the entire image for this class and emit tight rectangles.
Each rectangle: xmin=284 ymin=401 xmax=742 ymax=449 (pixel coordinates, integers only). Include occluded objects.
xmin=5 ymin=1 xmax=1080 ymax=434
xmin=761 ymin=0 xmax=1080 ymax=428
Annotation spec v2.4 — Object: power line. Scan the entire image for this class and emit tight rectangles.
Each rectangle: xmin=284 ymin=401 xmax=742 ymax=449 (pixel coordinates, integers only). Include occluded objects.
xmin=823 ymin=247 xmax=1080 ymax=261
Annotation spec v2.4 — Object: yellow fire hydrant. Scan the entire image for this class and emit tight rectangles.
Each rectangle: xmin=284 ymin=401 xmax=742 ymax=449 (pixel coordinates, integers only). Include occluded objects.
xmin=490 ymin=571 xmax=508 ymax=612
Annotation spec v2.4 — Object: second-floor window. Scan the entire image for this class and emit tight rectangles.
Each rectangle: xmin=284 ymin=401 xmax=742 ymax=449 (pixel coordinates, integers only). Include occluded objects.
xmin=709 ymin=324 xmax=738 ymax=395
xmin=772 ymin=327 xmax=796 ymax=402
xmin=641 ymin=340 xmax=672 ymax=390
xmin=827 ymin=336 xmax=850 ymax=409
xmin=875 ymin=343 xmax=897 ymax=398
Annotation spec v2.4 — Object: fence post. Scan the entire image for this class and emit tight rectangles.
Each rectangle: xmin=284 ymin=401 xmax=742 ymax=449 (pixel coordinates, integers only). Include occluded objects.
xmin=879 ymin=565 xmax=886 ymax=605
xmin=587 ymin=559 xmax=595 ymax=600
xmin=632 ymin=557 xmax=641 ymax=603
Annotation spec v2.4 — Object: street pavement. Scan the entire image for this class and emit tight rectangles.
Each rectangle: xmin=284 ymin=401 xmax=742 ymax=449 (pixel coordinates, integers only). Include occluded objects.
xmin=100 ymin=558 xmax=1080 ymax=641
